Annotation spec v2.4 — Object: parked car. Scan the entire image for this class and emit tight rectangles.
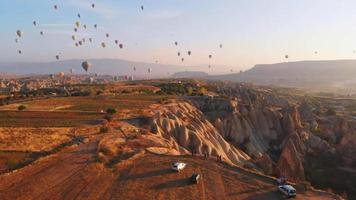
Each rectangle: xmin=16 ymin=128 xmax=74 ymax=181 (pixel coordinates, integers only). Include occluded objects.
xmin=171 ymin=162 xmax=186 ymax=171
xmin=190 ymin=173 xmax=201 ymax=184
xmin=278 ymin=185 xmax=296 ymax=198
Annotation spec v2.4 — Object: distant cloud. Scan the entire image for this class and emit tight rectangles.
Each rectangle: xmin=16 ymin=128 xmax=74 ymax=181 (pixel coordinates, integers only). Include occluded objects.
xmin=38 ymin=23 xmax=73 ymax=28
xmin=66 ymin=0 xmax=117 ymax=19
xmin=145 ymin=10 xmax=183 ymax=21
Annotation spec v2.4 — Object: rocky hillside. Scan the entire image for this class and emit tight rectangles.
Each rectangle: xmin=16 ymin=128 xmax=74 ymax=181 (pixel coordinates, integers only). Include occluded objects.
xmin=151 ymin=102 xmax=250 ymax=166
xmin=186 ymin=82 xmax=355 ymax=198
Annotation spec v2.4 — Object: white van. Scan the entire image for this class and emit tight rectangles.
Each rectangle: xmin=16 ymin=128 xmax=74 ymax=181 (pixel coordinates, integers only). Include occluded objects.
xmin=171 ymin=162 xmax=186 ymax=172
xmin=278 ymin=185 xmax=296 ymax=198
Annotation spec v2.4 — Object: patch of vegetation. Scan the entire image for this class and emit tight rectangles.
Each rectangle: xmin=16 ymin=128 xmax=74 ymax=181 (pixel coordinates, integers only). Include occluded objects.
xmin=17 ymin=105 xmax=27 ymax=111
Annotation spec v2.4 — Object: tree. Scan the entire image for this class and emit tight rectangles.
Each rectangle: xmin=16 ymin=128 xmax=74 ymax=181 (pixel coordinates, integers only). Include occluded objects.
xmin=325 ymin=108 xmax=336 ymax=116
xmin=17 ymin=105 xmax=27 ymax=111
xmin=106 ymin=108 xmax=117 ymax=115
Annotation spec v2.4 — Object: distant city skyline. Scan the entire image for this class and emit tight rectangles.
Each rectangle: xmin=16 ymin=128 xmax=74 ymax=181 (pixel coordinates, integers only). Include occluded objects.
xmin=2 ymin=0 xmax=356 ymax=73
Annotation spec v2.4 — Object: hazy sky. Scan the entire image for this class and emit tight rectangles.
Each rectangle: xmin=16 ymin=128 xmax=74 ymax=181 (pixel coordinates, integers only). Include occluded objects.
xmin=2 ymin=0 xmax=356 ymax=73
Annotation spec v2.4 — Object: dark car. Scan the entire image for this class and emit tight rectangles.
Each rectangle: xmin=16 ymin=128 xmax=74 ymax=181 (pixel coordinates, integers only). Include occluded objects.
xmin=190 ymin=173 xmax=201 ymax=184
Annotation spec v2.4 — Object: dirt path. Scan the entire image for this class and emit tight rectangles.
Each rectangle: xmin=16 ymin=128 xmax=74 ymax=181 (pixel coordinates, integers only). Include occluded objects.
xmin=0 ymin=143 xmax=340 ymax=200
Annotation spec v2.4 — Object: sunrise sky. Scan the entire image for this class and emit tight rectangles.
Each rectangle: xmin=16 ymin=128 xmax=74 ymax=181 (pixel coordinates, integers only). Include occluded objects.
xmin=2 ymin=0 xmax=356 ymax=72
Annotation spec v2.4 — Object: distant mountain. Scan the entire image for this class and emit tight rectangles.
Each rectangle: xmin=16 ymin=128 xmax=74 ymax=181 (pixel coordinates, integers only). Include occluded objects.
xmin=211 ymin=60 xmax=356 ymax=88
xmin=171 ymin=71 xmax=209 ymax=78
xmin=0 ymin=59 xmax=202 ymax=77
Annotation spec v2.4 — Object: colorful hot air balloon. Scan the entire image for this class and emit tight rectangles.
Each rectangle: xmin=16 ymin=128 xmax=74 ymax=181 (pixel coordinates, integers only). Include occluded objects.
xmin=209 ymin=55 xmax=212 ymax=59
xmin=119 ymin=44 xmax=123 ymax=49
xmin=72 ymin=35 xmax=76 ymax=41
xmin=91 ymin=3 xmax=95 ymax=8
xmin=94 ymin=24 xmax=98 ymax=29
xmin=285 ymin=54 xmax=289 ymax=59
xmin=75 ymin=21 xmax=80 ymax=28
xmin=177 ymin=52 xmax=181 ymax=57
xmin=101 ymin=42 xmax=106 ymax=48
xmin=174 ymin=41 xmax=178 ymax=46
xmin=54 ymin=5 xmax=58 ymax=10
xmin=56 ymin=55 xmax=59 ymax=60
xmin=16 ymin=30 xmax=23 ymax=37
xmin=33 ymin=21 xmax=37 ymax=26
xmin=82 ymin=61 xmax=91 ymax=72
xmin=187 ymin=51 xmax=191 ymax=56
xmin=141 ymin=5 xmax=144 ymax=10
xmin=58 ymin=72 xmax=65 ymax=78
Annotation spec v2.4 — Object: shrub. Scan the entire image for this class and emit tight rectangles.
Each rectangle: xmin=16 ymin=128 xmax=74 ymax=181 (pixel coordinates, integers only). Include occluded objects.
xmin=325 ymin=108 xmax=336 ymax=116
xmin=100 ymin=126 xmax=110 ymax=133
xmin=106 ymin=108 xmax=117 ymax=115
xmin=17 ymin=105 xmax=27 ymax=111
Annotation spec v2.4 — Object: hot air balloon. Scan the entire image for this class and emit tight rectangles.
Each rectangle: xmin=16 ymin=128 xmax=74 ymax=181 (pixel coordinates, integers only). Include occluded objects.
xmin=40 ymin=31 xmax=44 ymax=36
xmin=187 ymin=51 xmax=191 ymax=56
xmin=181 ymin=58 xmax=184 ymax=62
xmin=106 ymin=33 xmax=109 ymax=38
xmin=94 ymin=24 xmax=98 ymax=29
xmin=77 ymin=13 xmax=81 ymax=18
xmin=78 ymin=41 xmax=83 ymax=46
xmin=16 ymin=30 xmax=23 ymax=38
xmin=56 ymin=55 xmax=60 ymax=60
xmin=133 ymin=67 xmax=136 ymax=71
xmin=101 ymin=42 xmax=106 ymax=48
xmin=75 ymin=21 xmax=80 ymax=28
xmin=119 ymin=44 xmax=123 ymax=49
xmin=91 ymin=3 xmax=95 ymax=8
xmin=33 ymin=21 xmax=37 ymax=26
xmin=18 ymin=50 xmax=22 ymax=54
xmin=208 ymin=65 xmax=211 ymax=69
xmin=209 ymin=55 xmax=212 ymax=59
xmin=54 ymin=5 xmax=58 ymax=10
xmin=82 ymin=38 xmax=86 ymax=43
xmin=82 ymin=61 xmax=91 ymax=72
xmin=174 ymin=41 xmax=178 ymax=46
xmin=177 ymin=52 xmax=181 ymax=57
xmin=89 ymin=38 xmax=92 ymax=43
xmin=15 ymin=38 xmax=19 ymax=43
xmin=83 ymin=24 xmax=87 ymax=29
xmin=148 ymin=68 xmax=151 ymax=73
xmin=219 ymin=44 xmax=223 ymax=48
xmin=74 ymin=28 xmax=78 ymax=32
xmin=141 ymin=5 xmax=144 ymax=10
xmin=75 ymin=43 xmax=79 ymax=47
xmin=314 ymin=51 xmax=318 ymax=54
xmin=115 ymin=40 xmax=118 ymax=45
xmin=72 ymin=35 xmax=76 ymax=41
xmin=285 ymin=55 xmax=289 ymax=59
xmin=58 ymin=72 xmax=65 ymax=78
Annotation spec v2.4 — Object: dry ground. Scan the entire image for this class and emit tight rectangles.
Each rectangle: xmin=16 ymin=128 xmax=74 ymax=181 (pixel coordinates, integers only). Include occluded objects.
xmin=0 ymin=135 xmax=339 ymax=200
